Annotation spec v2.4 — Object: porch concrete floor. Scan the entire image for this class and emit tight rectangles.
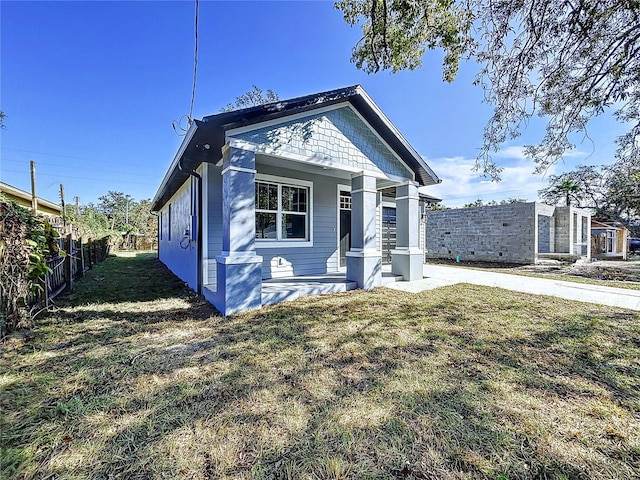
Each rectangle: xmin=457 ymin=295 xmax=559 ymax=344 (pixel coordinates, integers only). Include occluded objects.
xmin=261 ymin=268 xmax=402 ymax=306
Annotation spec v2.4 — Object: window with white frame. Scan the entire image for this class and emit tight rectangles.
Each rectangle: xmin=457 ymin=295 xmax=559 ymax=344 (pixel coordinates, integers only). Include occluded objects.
xmin=255 ymin=178 xmax=310 ymax=242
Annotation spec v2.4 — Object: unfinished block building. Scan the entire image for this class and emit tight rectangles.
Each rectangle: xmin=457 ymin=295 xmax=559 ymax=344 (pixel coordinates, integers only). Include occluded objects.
xmin=425 ymin=202 xmax=591 ymax=264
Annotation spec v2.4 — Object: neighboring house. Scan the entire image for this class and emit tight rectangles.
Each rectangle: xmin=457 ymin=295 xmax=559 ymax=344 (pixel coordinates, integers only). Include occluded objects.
xmin=0 ymin=181 xmax=62 ymax=217
xmin=591 ymin=220 xmax=629 ymax=260
xmin=425 ymin=202 xmax=591 ymax=264
xmin=151 ymin=85 xmax=441 ymax=315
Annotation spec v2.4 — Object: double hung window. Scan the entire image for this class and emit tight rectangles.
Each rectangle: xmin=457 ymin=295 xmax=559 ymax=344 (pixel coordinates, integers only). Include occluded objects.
xmin=255 ymin=177 xmax=310 ymax=243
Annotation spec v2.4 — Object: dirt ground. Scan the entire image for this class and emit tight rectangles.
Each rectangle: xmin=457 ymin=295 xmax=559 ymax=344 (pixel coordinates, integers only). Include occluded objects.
xmin=426 ymin=254 xmax=640 ymax=283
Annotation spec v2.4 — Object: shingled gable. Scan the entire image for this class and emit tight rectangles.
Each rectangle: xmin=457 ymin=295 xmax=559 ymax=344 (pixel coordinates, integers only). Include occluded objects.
xmin=152 ymin=85 xmax=440 ymax=211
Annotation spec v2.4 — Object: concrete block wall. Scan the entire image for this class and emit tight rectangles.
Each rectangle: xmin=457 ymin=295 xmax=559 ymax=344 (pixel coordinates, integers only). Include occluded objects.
xmin=553 ymin=207 xmax=572 ymax=253
xmin=425 ymin=203 xmax=537 ymax=264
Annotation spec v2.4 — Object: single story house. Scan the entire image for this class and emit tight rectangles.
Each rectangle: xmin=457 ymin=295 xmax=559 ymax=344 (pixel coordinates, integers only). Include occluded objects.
xmin=0 ymin=181 xmax=63 ymax=217
xmin=425 ymin=202 xmax=591 ymax=264
xmin=591 ymin=220 xmax=629 ymax=260
xmin=151 ymin=85 xmax=441 ymax=315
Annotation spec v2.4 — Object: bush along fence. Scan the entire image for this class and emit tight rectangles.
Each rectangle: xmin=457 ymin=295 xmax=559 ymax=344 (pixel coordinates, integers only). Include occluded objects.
xmin=34 ymin=235 xmax=111 ymax=308
xmin=0 ymin=200 xmax=111 ymax=337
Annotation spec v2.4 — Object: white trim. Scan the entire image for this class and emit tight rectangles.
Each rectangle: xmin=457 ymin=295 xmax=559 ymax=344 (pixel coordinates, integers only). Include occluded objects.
xmin=221 ymin=165 xmax=257 ymax=176
xmin=152 ymin=122 xmax=198 ymax=209
xmin=395 ymin=195 xmax=420 ymax=201
xmin=254 ymin=173 xmax=314 ymax=248
xmin=346 ymin=249 xmax=381 ymax=258
xmin=354 ymin=86 xmax=440 ymax=185
xmin=391 ymin=248 xmax=423 ymax=255
xmin=256 ymin=241 xmax=314 ymax=249
xmin=228 ymin=137 xmax=413 ymax=185
xmin=216 ymin=253 xmax=263 ymax=265
xmin=351 ymin=187 xmax=378 ymax=194
xmin=256 ymin=173 xmax=312 ymax=188
xmin=337 ymin=183 xmax=352 ymax=270
xmin=200 ymin=162 xmax=209 ymax=286
xmin=227 ymin=138 xmax=259 ymax=152
xmin=346 ymin=104 xmax=415 ymax=181
xmin=225 ymin=102 xmax=352 ymax=137
xmin=377 ymin=191 xmax=382 ymax=254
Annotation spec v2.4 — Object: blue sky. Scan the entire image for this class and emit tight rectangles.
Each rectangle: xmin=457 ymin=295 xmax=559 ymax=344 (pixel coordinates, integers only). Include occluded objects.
xmin=1 ymin=0 xmax=624 ymax=207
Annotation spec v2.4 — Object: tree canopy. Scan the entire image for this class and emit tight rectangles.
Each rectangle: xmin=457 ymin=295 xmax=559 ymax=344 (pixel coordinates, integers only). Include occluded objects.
xmin=220 ymin=85 xmax=280 ymax=112
xmin=539 ymin=158 xmax=640 ymax=227
xmin=336 ymin=0 xmax=640 ymax=179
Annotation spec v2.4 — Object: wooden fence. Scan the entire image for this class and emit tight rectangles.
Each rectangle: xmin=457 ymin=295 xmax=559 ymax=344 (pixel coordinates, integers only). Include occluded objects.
xmin=32 ymin=235 xmax=111 ymax=307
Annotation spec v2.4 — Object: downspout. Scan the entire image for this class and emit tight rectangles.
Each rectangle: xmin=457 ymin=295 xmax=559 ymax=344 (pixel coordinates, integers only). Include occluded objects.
xmin=179 ymin=158 xmax=203 ymax=295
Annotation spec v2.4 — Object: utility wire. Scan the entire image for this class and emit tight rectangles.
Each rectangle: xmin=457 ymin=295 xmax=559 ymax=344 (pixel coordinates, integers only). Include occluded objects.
xmin=0 ymin=169 xmax=158 ymax=186
xmin=173 ymin=0 xmax=199 ymax=136
xmin=3 ymin=157 xmax=153 ymax=178
xmin=189 ymin=0 xmax=199 ymax=122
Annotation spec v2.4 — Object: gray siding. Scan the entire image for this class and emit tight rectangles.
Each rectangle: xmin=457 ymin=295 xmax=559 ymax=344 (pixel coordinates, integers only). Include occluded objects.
xmin=255 ymin=165 xmax=343 ymax=279
xmin=230 ymin=106 xmax=413 ymax=180
xmin=205 ymin=163 xmax=223 ymax=287
xmin=158 ymin=178 xmax=199 ymax=289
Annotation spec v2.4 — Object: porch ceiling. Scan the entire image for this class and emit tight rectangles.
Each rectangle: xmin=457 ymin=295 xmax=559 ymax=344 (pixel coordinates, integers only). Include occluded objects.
xmin=255 ymin=154 xmax=400 ymax=189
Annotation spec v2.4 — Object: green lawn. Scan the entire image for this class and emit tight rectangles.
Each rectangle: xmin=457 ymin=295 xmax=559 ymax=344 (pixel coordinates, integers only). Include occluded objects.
xmin=2 ymin=252 xmax=639 ymax=479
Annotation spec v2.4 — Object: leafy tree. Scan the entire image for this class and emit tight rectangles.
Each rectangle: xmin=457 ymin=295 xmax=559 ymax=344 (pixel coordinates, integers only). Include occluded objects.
xmin=64 ymin=192 xmax=156 ymax=249
xmin=335 ymin=1 xmax=640 ymax=179
xmin=542 ymin=179 xmax=583 ymax=207
xmin=463 ymin=199 xmax=485 ymax=208
xmin=538 ymin=165 xmax=604 ymax=208
xmin=221 ymin=85 xmax=280 ymax=112
xmin=462 ymin=198 xmax=527 ymax=208
xmin=426 ymin=202 xmax=449 ymax=211
xmin=539 ymin=160 xmax=639 ymax=225
xmin=0 ymin=110 xmax=6 ymax=129
xmin=97 ymin=191 xmax=134 ymax=231
xmin=601 ymin=157 xmax=640 ymax=225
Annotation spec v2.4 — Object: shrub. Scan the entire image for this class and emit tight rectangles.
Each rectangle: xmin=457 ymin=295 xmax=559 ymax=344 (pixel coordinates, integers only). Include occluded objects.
xmin=0 ymin=201 xmax=56 ymax=337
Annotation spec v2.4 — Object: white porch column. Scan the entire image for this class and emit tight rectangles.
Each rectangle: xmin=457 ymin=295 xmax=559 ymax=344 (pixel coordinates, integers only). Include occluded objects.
xmin=346 ymin=173 xmax=381 ymax=289
xmin=215 ymin=145 xmax=263 ymax=315
xmin=392 ymin=181 xmax=423 ymax=281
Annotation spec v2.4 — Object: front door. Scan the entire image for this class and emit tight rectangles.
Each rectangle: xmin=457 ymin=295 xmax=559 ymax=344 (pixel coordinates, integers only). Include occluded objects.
xmin=339 ymin=191 xmax=351 ymax=268
xmin=382 ymin=207 xmax=396 ymax=264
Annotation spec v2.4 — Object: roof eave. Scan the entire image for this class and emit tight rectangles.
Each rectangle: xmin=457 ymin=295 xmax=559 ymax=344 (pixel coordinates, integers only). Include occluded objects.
xmin=352 ymin=86 xmax=441 ymax=186
xmin=151 ymin=121 xmax=200 ymax=211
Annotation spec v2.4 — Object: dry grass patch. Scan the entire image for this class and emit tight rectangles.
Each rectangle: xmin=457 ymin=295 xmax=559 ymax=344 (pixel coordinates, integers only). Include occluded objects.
xmin=2 ymin=252 xmax=639 ymax=479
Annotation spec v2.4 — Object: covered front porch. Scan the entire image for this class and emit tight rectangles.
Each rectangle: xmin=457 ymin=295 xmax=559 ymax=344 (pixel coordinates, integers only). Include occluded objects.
xmin=261 ymin=267 xmax=403 ymax=306
xmin=202 ymin=142 xmax=426 ymax=315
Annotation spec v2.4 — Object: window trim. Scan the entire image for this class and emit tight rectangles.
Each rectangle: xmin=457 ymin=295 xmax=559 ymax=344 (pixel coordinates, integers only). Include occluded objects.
xmin=255 ymin=173 xmax=313 ymax=248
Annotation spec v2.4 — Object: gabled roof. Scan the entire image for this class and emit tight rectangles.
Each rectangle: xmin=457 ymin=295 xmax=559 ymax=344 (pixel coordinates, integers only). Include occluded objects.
xmin=0 ymin=181 xmax=62 ymax=215
xmin=152 ymin=85 xmax=440 ymax=211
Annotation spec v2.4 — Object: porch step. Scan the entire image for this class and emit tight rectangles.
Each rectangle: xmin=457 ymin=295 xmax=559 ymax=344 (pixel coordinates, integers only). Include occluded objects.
xmin=262 ymin=276 xmax=358 ymax=306
xmin=381 ymin=272 xmax=404 ymax=285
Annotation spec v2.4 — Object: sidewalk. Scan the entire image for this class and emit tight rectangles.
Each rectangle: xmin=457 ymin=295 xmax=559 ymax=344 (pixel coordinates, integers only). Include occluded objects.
xmin=385 ymin=264 xmax=640 ymax=311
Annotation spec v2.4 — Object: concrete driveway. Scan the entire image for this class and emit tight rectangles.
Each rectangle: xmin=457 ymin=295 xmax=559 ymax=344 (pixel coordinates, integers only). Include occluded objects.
xmin=385 ymin=264 xmax=640 ymax=311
